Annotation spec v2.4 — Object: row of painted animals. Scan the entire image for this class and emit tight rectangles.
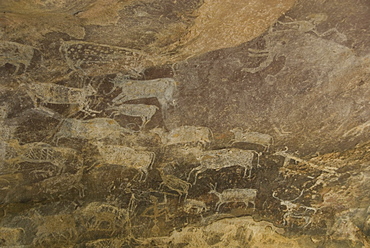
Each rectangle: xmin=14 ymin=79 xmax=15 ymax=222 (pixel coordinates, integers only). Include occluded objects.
xmin=0 ymin=185 xmax=320 ymax=247
xmin=20 ymin=75 xmax=177 ymax=126
xmin=1 ymin=39 xmax=155 ymax=76
xmin=0 ymin=201 xmax=132 ymax=246
xmin=1 ymin=123 xmax=272 ymax=184
xmin=0 ymin=188 xmax=253 ymax=247
xmin=2 ymin=38 xmax=177 ymax=127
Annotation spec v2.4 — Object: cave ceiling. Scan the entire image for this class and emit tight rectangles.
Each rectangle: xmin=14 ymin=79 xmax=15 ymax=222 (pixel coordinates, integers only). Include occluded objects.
xmin=0 ymin=0 xmax=370 ymax=247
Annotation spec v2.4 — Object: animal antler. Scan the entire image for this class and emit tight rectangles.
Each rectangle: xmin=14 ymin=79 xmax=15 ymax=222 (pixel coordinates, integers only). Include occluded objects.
xmin=272 ymin=191 xmax=282 ymax=201
xmin=290 ymin=189 xmax=304 ymax=202
xmin=209 ymin=182 xmax=218 ymax=191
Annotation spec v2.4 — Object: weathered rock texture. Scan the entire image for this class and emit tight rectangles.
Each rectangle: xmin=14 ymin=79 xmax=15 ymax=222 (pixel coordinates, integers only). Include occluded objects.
xmin=0 ymin=0 xmax=370 ymax=247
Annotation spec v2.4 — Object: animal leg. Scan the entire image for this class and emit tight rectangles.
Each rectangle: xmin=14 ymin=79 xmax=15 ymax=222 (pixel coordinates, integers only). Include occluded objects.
xmin=193 ymin=169 xmax=204 ymax=185
xmin=139 ymin=169 xmax=148 ymax=182
xmin=216 ymin=202 xmax=223 ymax=212
xmin=249 ymin=201 xmax=256 ymax=210
xmin=158 ymin=182 xmax=164 ymax=190
xmin=177 ymin=192 xmax=183 ymax=203
xmin=187 ymin=167 xmax=197 ymax=182
xmin=139 ymin=117 xmax=146 ymax=130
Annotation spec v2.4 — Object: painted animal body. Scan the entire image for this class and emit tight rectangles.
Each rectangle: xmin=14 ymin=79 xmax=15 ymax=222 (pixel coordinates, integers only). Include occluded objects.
xmin=159 ymin=170 xmax=192 ymax=202
xmin=151 ymin=126 xmax=212 ymax=148
xmin=107 ymin=104 xmax=158 ymax=128
xmin=182 ymin=199 xmax=209 ymax=214
xmin=188 ymin=148 xmax=258 ymax=184
xmin=53 ymin=118 xmax=132 ymax=143
xmin=230 ymin=128 xmax=273 ymax=151
xmin=0 ymin=41 xmax=36 ymax=74
xmin=272 ymin=190 xmax=316 ymax=227
xmin=59 ymin=40 xmax=153 ymax=76
xmin=23 ymin=82 xmax=99 ymax=115
xmin=37 ymin=166 xmax=86 ymax=198
xmin=209 ymin=186 xmax=258 ymax=211
xmin=111 ymin=77 xmax=177 ymax=119
xmin=4 ymin=139 xmax=81 ymax=174
xmin=95 ymin=143 xmax=155 ymax=181
xmin=79 ymin=202 xmax=129 ymax=233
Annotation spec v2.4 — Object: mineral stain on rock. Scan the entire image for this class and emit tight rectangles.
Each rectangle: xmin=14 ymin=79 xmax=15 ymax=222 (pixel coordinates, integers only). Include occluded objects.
xmin=0 ymin=0 xmax=370 ymax=247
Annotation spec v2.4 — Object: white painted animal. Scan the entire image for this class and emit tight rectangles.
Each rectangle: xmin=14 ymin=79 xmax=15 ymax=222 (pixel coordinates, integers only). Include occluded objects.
xmin=53 ymin=118 xmax=133 ymax=144
xmin=272 ymin=190 xmax=316 ymax=227
xmin=79 ymin=202 xmax=129 ymax=233
xmin=273 ymin=148 xmax=337 ymax=174
xmin=4 ymin=139 xmax=81 ymax=174
xmin=111 ymin=77 xmax=177 ymax=119
xmin=209 ymin=184 xmax=257 ymax=211
xmin=23 ymin=82 xmax=99 ymax=115
xmin=94 ymin=142 xmax=155 ymax=181
xmin=159 ymin=170 xmax=192 ymax=202
xmin=106 ymin=104 xmax=158 ymax=128
xmin=0 ymin=41 xmax=36 ymax=74
xmin=188 ymin=148 xmax=260 ymax=184
xmin=182 ymin=199 xmax=209 ymax=214
xmin=59 ymin=40 xmax=153 ymax=76
xmin=151 ymin=126 xmax=213 ymax=148
xmin=230 ymin=128 xmax=273 ymax=151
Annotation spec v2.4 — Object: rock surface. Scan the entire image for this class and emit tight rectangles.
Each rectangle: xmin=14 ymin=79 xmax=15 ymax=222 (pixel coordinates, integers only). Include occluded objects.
xmin=0 ymin=0 xmax=370 ymax=247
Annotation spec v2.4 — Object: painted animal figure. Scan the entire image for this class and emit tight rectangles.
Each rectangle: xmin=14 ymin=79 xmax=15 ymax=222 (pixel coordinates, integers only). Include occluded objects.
xmin=22 ymin=81 xmax=99 ymax=115
xmin=159 ymin=170 xmax=192 ymax=202
xmin=151 ymin=126 xmax=213 ymax=148
xmin=79 ymin=202 xmax=129 ymax=233
xmin=273 ymin=147 xmax=336 ymax=174
xmin=209 ymin=184 xmax=257 ymax=211
xmin=37 ymin=165 xmax=86 ymax=198
xmin=182 ymin=199 xmax=209 ymax=214
xmin=4 ymin=139 xmax=81 ymax=174
xmin=0 ymin=41 xmax=36 ymax=74
xmin=53 ymin=117 xmax=133 ymax=144
xmin=94 ymin=142 xmax=155 ymax=181
xmin=272 ymin=190 xmax=317 ymax=227
xmin=59 ymin=40 xmax=153 ymax=76
xmin=106 ymin=104 xmax=158 ymax=129
xmin=188 ymin=148 xmax=260 ymax=184
xmin=111 ymin=77 xmax=177 ymax=119
xmin=230 ymin=128 xmax=273 ymax=151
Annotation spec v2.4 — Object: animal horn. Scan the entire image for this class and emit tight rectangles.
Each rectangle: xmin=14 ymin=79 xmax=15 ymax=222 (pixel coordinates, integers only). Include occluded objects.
xmin=272 ymin=191 xmax=281 ymax=201
xmin=290 ymin=189 xmax=304 ymax=202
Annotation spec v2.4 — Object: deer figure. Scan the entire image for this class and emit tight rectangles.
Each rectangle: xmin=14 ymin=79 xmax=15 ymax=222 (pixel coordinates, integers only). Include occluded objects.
xmin=209 ymin=183 xmax=257 ymax=212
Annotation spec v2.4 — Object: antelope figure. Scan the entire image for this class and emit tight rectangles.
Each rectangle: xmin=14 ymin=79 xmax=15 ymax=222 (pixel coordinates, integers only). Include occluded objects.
xmin=209 ymin=183 xmax=257 ymax=212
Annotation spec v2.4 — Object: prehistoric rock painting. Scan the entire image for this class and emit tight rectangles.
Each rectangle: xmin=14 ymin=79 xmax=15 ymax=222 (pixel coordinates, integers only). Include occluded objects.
xmin=0 ymin=0 xmax=369 ymax=247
